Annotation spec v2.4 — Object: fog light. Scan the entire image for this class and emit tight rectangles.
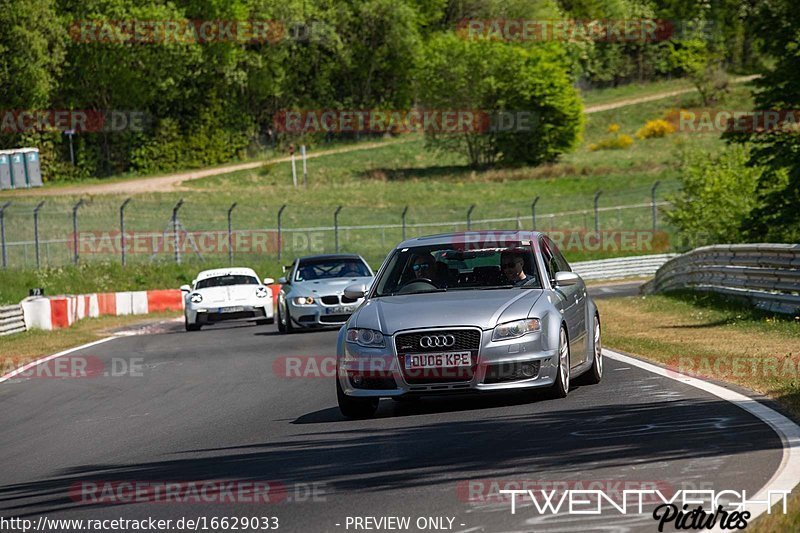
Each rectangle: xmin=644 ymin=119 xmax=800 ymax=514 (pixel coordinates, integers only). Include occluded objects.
xmin=520 ymin=362 xmax=537 ymax=378
xmin=351 ymin=374 xmax=364 ymax=386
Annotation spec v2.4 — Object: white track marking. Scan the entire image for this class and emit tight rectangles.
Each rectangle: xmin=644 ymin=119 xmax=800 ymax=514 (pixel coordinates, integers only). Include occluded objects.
xmin=605 ymin=348 xmax=800 ymax=525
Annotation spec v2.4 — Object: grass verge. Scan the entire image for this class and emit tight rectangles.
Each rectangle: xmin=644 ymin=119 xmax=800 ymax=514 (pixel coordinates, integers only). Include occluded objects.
xmin=597 ymin=290 xmax=800 ymax=530
xmin=0 ymin=311 xmax=182 ymax=373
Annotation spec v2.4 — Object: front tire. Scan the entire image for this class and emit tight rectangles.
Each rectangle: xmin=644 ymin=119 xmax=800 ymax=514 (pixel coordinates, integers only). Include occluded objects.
xmin=578 ymin=315 xmax=602 ymax=385
xmin=185 ymin=317 xmax=201 ymax=332
xmin=277 ymin=303 xmax=286 ymax=332
xmin=337 ymin=375 xmax=379 ymax=419
xmin=546 ymin=326 xmax=570 ymax=398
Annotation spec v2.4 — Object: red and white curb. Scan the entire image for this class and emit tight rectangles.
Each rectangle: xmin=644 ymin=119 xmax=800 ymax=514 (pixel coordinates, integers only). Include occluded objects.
xmin=21 ymin=289 xmax=185 ymax=331
xmin=604 ymin=348 xmax=800 ymax=524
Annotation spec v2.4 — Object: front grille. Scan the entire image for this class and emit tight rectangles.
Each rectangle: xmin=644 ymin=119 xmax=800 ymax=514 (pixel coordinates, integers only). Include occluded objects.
xmin=341 ymin=295 xmax=358 ymax=304
xmin=321 ymin=295 xmax=340 ymax=305
xmin=483 ymin=360 xmax=541 ymax=384
xmin=395 ymin=329 xmax=481 ymax=353
xmin=320 ymin=314 xmax=350 ymax=323
xmin=394 ymin=329 xmax=482 ymax=384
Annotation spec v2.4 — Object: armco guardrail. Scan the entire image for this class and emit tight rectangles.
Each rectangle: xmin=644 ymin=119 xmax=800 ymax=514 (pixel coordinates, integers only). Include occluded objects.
xmin=642 ymin=244 xmax=800 ymax=314
xmin=0 ymin=304 xmax=26 ymax=336
xmin=572 ymin=253 xmax=678 ymax=281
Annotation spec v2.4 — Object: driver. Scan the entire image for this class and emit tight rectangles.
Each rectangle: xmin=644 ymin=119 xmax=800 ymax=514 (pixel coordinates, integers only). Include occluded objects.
xmin=410 ymin=253 xmax=435 ymax=280
xmin=501 ymin=250 xmax=534 ymax=286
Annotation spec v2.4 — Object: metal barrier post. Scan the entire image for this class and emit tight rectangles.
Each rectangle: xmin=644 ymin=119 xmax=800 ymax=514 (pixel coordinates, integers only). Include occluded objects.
xmin=172 ymin=199 xmax=184 ymax=264
xmin=334 ymin=206 xmax=343 ymax=252
xmin=467 ymin=205 xmax=475 ymax=230
xmin=120 ymin=198 xmax=131 ymax=266
xmin=531 ymin=196 xmax=540 ymax=231
xmin=227 ymin=202 xmax=237 ymax=266
xmin=401 ymin=206 xmax=409 ymax=241
xmin=72 ymin=199 xmax=86 ymax=265
xmin=593 ymin=191 xmax=603 ymax=232
xmin=0 ymin=202 xmax=10 ymax=268
xmin=277 ymin=204 xmax=287 ymax=260
xmin=33 ymin=201 xmax=45 ymax=269
xmin=651 ymin=181 xmax=660 ymax=232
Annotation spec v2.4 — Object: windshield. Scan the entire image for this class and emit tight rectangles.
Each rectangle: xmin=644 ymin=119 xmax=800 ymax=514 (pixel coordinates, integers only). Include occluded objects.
xmin=373 ymin=243 xmax=541 ymax=296
xmin=295 ymin=258 xmax=371 ymax=281
xmin=195 ymin=275 xmax=259 ymax=289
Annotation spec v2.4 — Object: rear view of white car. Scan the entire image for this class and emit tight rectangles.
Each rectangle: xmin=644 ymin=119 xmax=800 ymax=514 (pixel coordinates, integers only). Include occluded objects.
xmin=181 ymin=268 xmax=274 ymax=331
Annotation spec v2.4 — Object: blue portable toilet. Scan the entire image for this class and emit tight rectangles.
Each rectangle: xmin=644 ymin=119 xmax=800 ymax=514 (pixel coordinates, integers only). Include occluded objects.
xmin=9 ymin=151 xmax=27 ymax=188
xmin=0 ymin=150 xmax=11 ymax=190
xmin=20 ymin=148 xmax=42 ymax=187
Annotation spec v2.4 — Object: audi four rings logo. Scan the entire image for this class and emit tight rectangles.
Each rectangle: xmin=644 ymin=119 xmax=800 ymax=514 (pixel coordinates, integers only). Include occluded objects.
xmin=420 ymin=335 xmax=456 ymax=348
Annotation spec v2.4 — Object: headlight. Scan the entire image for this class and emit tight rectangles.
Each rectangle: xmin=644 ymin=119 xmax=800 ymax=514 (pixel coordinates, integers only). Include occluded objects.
xmin=346 ymin=328 xmax=385 ymax=348
xmin=492 ymin=318 xmax=541 ymax=341
xmin=190 ymin=293 xmax=203 ymax=304
xmin=293 ymin=296 xmax=315 ymax=305
xmin=256 ymin=286 xmax=269 ymax=298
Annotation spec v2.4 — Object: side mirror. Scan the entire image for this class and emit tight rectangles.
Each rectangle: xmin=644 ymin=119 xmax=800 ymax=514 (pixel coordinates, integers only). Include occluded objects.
xmin=277 ymin=276 xmax=287 ymax=285
xmin=180 ymin=284 xmax=191 ymax=292
xmin=191 ymin=279 xmax=197 ymax=286
xmin=344 ymin=283 xmax=367 ymax=300
xmin=554 ymin=271 xmax=580 ymax=287
xmin=263 ymin=277 xmax=275 ymax=285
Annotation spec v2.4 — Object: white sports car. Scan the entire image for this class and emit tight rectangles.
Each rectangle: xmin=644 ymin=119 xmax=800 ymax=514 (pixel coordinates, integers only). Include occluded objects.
xmin=181 ymin=267 xmax=275 ymax=331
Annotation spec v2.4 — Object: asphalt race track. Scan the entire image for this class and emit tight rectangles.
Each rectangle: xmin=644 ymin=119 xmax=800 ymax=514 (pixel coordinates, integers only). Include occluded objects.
xmin=0 ymin=301 xmax=786 ymax=533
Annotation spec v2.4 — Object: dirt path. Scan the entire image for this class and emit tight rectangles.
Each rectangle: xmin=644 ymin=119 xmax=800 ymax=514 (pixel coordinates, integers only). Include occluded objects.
xmin=7 ymin=138 xmax=414 ymax=197
xmin=584 ymin=74 xmax=758 ymax=114
xmin=3 ymin=75 xmax=758 ymax=197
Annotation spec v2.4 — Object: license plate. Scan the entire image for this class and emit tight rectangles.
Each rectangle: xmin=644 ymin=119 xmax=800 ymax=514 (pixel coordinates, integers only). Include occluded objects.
xmin=404 ymin=352 xmax=472 ymax=370
xmin=218 ymin=306 xmax=244 ymax=313
xmin=326 ymin=305 xmax=355 ymax=314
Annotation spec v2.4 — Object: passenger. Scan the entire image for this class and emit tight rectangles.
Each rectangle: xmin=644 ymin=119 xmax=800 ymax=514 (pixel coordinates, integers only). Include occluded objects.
xmin=500 ymin=250 xmax=534 ymax=286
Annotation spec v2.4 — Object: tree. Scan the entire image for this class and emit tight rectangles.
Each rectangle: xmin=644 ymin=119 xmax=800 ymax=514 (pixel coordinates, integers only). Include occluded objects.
xmin=0 ymin=0 xmax=65 ymax=110
xmin=665 ymin=145 xmax=761 ymax=248
xmin=416 ymin=33 xmax=583 ymax=166
xmin=727 ymin=0 xmax=800 ymax=243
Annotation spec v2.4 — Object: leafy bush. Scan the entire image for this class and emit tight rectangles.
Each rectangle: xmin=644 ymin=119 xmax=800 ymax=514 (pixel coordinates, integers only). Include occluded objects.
xmin=589 ymin=134 xmax=634 ymax=151
xmin=636 ymin=119 xmax=675 ymax=139
xmin=665 ymin=145 xmax=762 ymax=248
xmin=415 ymin=33 xmax=583 ymax=167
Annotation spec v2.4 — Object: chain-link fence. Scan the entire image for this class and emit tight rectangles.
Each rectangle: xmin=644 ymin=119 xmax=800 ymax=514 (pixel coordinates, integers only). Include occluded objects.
xmin=0 ymin=180 xmax=680 ymax=270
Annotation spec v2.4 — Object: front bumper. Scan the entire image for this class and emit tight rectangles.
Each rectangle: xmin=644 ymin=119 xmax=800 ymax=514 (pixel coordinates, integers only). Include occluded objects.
xmin=287 ymin=300 xmax=358 ymax=328
xmin=186 ymin=303 xmax=272 ymax=324
xmin=337 ymin=329 xmax=559 ymax=397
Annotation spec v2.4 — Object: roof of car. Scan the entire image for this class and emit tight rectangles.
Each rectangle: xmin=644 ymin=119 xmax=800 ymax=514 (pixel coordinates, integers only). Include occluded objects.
xmin=297 ymin=253 xmax=365 ymax=262
xmin=196 ymin=267 xmax=259 ymax=281
xmin=395 ymin=230 xmax=544 ymax=249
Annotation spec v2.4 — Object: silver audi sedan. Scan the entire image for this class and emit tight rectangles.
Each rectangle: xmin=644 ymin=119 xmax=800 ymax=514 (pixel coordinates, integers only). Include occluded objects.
xmin=335 ymin=231 xmax=602 ymax=418
xmin=277 ymin=254 xmax=374 ymax=332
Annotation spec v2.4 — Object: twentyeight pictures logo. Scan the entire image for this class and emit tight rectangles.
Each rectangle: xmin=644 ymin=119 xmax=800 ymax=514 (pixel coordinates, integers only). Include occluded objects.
xmin=498 ymin=488 xmax=789 ymax=531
